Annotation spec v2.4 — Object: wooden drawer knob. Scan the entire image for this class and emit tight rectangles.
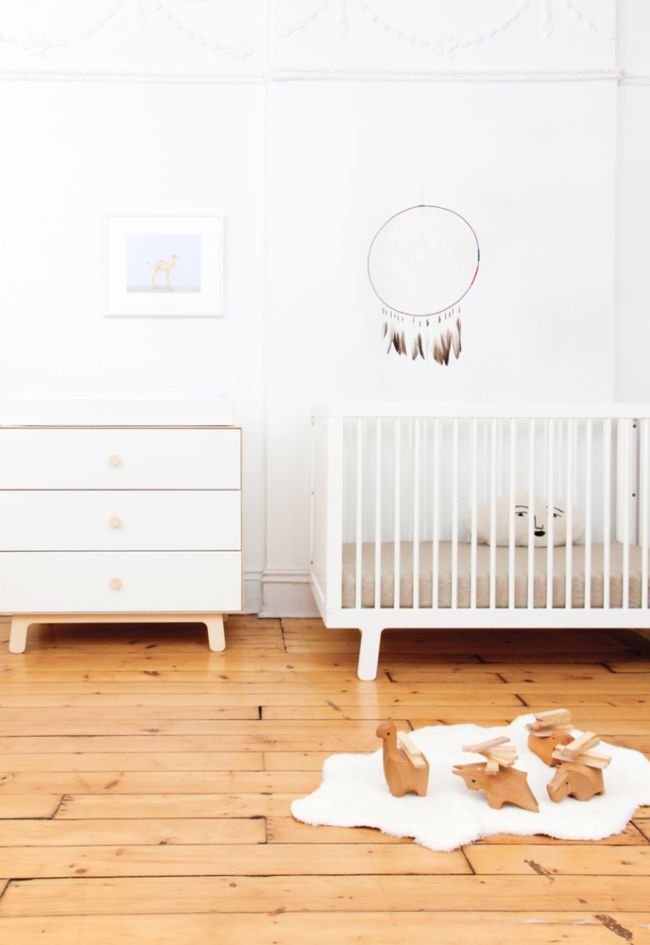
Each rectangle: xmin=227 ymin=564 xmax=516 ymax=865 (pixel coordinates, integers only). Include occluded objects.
xmin=109 ymin=577 xmax=123 ymax=591
xmin=108 ymin=454 xmax=122 ymax=467
xmin=109 ymin=515 xmax=122 ymax=529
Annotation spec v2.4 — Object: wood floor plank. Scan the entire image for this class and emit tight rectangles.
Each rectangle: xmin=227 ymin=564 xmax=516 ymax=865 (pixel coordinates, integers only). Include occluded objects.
xmin=0 ymin=818 xmax=265 ymax=846
xmin=633 ymin=819 xmax=650 ymax=841
xmin=56 ymin=794 xmax=299 ymax=819
xmin=1 ymin=912 xmax=648 ymax=945
xmin=0 ymin=771 xmax=320 ymax=795
xmin=0 ymin=684 xmax=515 ymax=706
xmin=0 ymin=733 xmax=403 ymax=754
xmin=0 ymin=843 xmax=468 ymax=879
xmin=465 ymin=844 xmax=650 ymax=876
xmin=0 ymin=752 xmax=264 ymax=772
xmin=2 ymin=875 xmax=649 ymax=915
xmin=0 ymin=795 xmax=62 ymax=819
xmin=0 ymin=719 xmax=409 ymax=737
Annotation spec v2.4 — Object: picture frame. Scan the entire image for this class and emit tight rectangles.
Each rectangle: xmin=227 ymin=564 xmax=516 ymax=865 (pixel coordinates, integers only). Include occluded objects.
xmin=103 ymin=214 xmax=224 ymax=318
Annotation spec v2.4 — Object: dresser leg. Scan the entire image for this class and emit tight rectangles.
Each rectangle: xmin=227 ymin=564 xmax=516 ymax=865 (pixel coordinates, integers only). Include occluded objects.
xmin=205 ymin=614 xmax=225 ymax=652
xmin=9 ymin=617 xmax=30 ymax=654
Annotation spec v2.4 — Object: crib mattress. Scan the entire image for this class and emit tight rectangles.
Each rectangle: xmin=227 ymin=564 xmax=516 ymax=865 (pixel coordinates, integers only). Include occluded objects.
xmin=341 ymin=541 xmax=649 ymax=609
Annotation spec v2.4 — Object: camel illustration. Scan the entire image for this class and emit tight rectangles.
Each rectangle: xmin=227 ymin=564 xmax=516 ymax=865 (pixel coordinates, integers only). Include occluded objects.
xmin=151 ymin=254 xmax=179 ymax=289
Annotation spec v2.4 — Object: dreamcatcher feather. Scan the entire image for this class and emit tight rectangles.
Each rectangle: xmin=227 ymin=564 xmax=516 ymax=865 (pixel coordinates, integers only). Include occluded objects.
xmin=368 ymin=204 xmax=480 ymax=365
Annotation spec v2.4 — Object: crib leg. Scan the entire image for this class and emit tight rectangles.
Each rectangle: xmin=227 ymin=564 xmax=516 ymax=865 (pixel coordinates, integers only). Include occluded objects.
xmin=357 ymin=624 xmax=384 ymax=681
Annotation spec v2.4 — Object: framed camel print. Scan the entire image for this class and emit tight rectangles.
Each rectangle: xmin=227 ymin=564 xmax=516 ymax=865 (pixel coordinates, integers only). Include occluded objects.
xmin=103 ymin=214 xmax=224 ymax=317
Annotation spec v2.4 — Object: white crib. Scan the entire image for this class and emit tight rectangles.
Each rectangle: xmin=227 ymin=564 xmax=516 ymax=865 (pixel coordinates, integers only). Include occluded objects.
xmin=310 ymin=404 xmax=650 ymax=680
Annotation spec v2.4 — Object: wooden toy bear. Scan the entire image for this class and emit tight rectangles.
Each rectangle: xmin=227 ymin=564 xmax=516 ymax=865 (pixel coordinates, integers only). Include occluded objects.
xmin=452 ymin=736 xmax=539 ymax=812
xmin=376 ymin=720 xmax=429 ymax=797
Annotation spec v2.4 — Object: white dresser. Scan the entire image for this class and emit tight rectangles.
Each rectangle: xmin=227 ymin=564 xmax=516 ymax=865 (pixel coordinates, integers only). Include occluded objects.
xmin=0 ymin=398 xmax=241 ymax=653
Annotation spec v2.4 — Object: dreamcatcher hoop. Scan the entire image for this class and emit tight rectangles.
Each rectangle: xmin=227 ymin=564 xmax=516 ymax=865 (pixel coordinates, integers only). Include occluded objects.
xmin=367 ymin=204 xmax=480 ymax=365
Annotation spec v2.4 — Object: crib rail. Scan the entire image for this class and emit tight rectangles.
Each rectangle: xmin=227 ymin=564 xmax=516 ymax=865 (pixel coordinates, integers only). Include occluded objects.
xmin=311 ymin=406 xmax=650 ymax=620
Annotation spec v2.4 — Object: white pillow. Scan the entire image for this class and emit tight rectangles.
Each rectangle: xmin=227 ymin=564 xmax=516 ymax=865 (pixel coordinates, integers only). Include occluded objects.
xmin=465 ymin=493 xmax=585 ymax=547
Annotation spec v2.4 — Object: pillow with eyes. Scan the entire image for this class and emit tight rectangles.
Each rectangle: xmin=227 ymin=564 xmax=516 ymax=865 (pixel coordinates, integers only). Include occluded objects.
xmin=466 ymin=493 xmax=585 ymax=546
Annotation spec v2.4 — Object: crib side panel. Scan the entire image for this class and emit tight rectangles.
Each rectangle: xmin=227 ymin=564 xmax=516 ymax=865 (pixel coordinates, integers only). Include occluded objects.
xmin=336 ymin=410 xmax=650 ymax=615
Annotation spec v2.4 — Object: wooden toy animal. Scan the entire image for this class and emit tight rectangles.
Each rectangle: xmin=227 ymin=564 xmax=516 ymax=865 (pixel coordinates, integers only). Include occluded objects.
xmin=453 ymin=762 xmax=539 ymax=812
xmin=376 ymin=720 xmax=429 ymax=797
xmin=526 ymin=708 xmax=573 ymax=767
xmin=547 ymin=731 xmax=611 ymax=803
xmin=547 ymin=762 xmax=605 ymax=802
xmin=453 ymin=736 xmax=539 ymax=812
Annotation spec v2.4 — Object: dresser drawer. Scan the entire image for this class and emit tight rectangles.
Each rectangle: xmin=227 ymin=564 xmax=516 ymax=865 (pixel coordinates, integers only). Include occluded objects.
xmin=0 ymin=551 xmax=242 ymax=613
xmin=0 ymin=428 xmax=240 ymax=489
xmin=0 ymin=491 xmax=241 ymax=551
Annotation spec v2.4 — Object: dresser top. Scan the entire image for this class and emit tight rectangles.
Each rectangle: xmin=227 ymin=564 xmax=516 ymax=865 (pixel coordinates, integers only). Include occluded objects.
xmin=0 ymin=398 xmax=234 ymax=427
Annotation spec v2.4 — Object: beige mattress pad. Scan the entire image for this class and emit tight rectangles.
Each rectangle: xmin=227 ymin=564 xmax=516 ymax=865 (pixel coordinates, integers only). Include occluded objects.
xmin=342 ymin=541 xmax=649 ymax=609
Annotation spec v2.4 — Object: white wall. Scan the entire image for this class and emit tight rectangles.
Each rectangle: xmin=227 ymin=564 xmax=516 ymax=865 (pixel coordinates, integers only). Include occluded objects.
xmin=616 ymin=0 xmax=650 ymax=401
xmin=0 ymin=1 xmax=644 ymax=615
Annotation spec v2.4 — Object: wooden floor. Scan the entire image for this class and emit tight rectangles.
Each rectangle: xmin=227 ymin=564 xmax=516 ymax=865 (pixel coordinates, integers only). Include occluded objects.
xmin=0 ymin=617 xmax=649 ymax=944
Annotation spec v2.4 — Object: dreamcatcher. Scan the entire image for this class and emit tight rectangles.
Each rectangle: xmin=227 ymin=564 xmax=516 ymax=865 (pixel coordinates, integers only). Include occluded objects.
xmin=367 ymin=204 xmax=480 ymax=365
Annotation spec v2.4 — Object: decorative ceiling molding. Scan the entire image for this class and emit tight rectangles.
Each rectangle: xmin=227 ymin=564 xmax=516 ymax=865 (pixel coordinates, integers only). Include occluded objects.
xmin=152 ymin=0 xmax=256 ymax=60
xmin=354 ymin=0 xmax=532 ymax=57
xmin=274 ymin=0 xmax=615 ymax=51
xmin=564 ymin=0 xmax=615 ymax=40
xmin=276 ymin=0 xmax=329 ymax=39
xmin=0 ymin=0 xmax=259 ymax=61
xmin=0 ymin=1 xmax=125 ymax=57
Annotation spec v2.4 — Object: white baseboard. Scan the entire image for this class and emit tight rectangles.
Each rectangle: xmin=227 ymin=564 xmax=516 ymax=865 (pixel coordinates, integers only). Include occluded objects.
xmin=242 ymin=570 xmax=263 ymax=615
xmin=260 ymin=569 xmax=319 ymax=618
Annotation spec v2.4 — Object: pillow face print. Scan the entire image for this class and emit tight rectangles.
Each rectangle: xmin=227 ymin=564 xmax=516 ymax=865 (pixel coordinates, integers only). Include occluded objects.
xmin=468 ymin=494 xmax=585 ymax=547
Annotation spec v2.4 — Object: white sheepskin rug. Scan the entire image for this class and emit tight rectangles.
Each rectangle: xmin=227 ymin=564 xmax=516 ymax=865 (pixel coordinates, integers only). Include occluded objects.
xmin=291 ymin=714 xmax=650 ymax=851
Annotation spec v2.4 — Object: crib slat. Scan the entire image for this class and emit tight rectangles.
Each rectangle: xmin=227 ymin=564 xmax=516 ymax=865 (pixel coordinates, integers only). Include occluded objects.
xmin=642 ymin=418 xmax=649 ymax=611
xmin=413 ymin=418 xmax=421 ymax=610
xmin=603 ymin=418 xmax=612 ymax=610
xmin=489 ymin=418 xmax=497 ymax=609
xmin=393 ymin=418 xmax=401 ymax=610
xmin=546 ymin=419 xmax=555 ymax=609
xmin=432 ymin=418 xmax=440 ymax=610
xmin=451 ymin=419 xmax=459 ymax=610
xmin=471 ymin=419 xmax=478 ymax=610
xmin=374 ymin=417 xmax=382 ymax=610
xmin=527 ymin=418 xmax=535 ymax=610
xmin=584 ymin=419 xmax=593 ymax=610
xmin=508 ymin=418 xmax=516 ymax=609
xmin=565 ymin=418 xmax=574 ymax=610
xmin=354 ymin=417 xmax=363 ymax=610
xmin=622 ymin=419 xmax=631 ymax=610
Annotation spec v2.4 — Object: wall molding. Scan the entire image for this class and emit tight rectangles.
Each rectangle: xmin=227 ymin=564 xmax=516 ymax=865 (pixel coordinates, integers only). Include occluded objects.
xmin=0 ymin=70 xmax=266 ymax=84
xmin=0 ymin=67 xmax=626 ymax=85
xmin=260 ymin=569 xmax=319 ymax=618
xmin=243 ymin=569 xmax=264 ymax=614
xmin=272 ymin=67 xmax=621 ymax=83
xmin=621 ymin=74 xmax=650 ymax=87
